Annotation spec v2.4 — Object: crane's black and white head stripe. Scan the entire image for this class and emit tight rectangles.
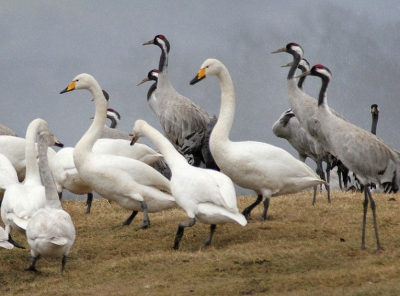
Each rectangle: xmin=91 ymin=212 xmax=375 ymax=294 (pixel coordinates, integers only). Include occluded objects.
xmin=107 ymin=108 xmax=121 ymax=121
xmin=311 ymin=64 xmax=332 ymax=80
xmin=102 ymin=90 xmax=110 ymax=101
xmin=298 ymin=58 xmax=310 ymax=72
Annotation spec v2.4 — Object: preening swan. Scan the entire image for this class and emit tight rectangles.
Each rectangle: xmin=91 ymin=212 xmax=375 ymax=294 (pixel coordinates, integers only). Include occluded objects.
xmin=60 ymin=73 xmax=176 ymax=229
xmin=296 ymin=64 xmax=400 ymax=250
xmin=190 ymin=59 xmax=327 ymax=221
xmin=141 ymin=35 xmax=219 ymax=170
xmin=1 ymin=118 xmax=63 ymax=248
xmin=25 ymin=131 xmax=75 ymax=275
xmin=130 ymin=120 xmax=246 ymax=249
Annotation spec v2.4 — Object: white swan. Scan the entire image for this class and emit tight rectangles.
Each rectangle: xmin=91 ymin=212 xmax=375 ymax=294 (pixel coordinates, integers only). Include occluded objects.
xmin=51 ymin=138 xmax=164 ymax=214
xmin=60 ymin=73 xmax=176 ymax=229
xmin=190 ymin=59 xmax=327 ymax=221
xmin=1 ymin=118 xmax=63 ymax=248
xmin=0 ymin=153 xmax=19 ymax=203
xmin=0 ymin=136 xmax=57 ymax=182
xmin=0 ymin=226 xmax=13 ymax=249
xmin=130 ymin=120 xmax=246 ymax=249
xmin=25 ymin=131 xmax=75 ymax=275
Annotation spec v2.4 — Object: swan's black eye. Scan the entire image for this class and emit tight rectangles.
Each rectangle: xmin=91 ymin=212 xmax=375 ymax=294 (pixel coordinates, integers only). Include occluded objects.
xmin=75 ymin=79 xmax=79 ymax=82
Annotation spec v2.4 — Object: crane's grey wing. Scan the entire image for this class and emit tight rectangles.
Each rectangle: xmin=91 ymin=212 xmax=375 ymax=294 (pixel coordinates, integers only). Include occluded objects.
xmin=0 ymin=123 xmax=17 ymax=137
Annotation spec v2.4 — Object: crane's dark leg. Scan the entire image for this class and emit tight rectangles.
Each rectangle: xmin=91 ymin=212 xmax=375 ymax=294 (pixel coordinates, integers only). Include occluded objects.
xmin=242 ymin=195 xmax=263 ymax=220
xmin=366 ymin=187 xmax=382 ymax=251
xmin=60 ymin=255 xmax=67 ymax=275
xmin=8 ymin=234 xmax=25 ymax=249
xmin=122 ymin=211 xmax=138 ymax=226
xmin=325 ymin=158 xmax=331 ymax=204
xmin=200 ymin=224 xmax=216 ymax=249
xmin=25 ymin=255 xmax=41 ymax=272
xmin=361 ymin=189 xmax=369 ymax=250
xmin=85 ymin=193 xmax=93 ymax=214
xmin=260 ymin=197 xmax=270 ymax=221
xmin=140 ymin=201 xmax=150 ymax=229
xmin=314 ymin=158 xmax=326 ymax=205
xmin=173 ymin=218 xmax=196 ymax=250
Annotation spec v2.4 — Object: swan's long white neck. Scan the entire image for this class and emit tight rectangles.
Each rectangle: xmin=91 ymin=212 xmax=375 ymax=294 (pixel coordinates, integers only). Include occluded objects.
xmin=38 ymin=134 xmax=62 ymax=209
xmin=24 ymin=120 xmax=42 ymax=186
xmin=74 ymin=84 xmax=107 ymax=167
xmin=139 ymin=122 xmax=187 ymax=170
xmin=212 ymin=64 xmax=235 ymax=144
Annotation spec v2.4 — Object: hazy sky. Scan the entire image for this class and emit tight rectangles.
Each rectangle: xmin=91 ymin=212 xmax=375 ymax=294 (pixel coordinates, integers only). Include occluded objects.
xmin=1 ymin=1 xmax=399 ymax=195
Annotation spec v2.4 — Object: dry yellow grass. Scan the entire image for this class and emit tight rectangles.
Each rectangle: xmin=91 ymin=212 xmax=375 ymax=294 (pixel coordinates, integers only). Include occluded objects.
xmin=1 ymin=190 xmax=400 ymax=295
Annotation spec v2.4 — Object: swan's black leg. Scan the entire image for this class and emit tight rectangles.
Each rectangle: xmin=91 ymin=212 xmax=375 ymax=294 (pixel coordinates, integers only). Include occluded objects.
xmin=260 ymin=197 xmax=270 ymax=221
xmin=8 ymin=234 xmax=25 ymax=249
xmin=122 ymin=211 xmax=138 ymax=226
xmin=173 ymin=218 xmax=196 ymax=250
xmin=242 ymin=195 xmax=263 ymax=220
xmin=200 ymin=224 xmax=216 ymax=249
xmin=140 ymin=201 xmax=150 ymax=229
xmin=85 ymin=193 xmax=93 ymax=214
xmin=60 ymin=255 xmax=67 ymax=275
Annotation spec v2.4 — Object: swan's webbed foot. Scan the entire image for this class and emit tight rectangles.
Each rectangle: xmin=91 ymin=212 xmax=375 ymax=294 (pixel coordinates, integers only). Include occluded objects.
xmin=8 ymin=234 xmax=25 ymax=249
xmin=25 ymin=255 xmax=40 ymax=273
xmin=85 ymin=193 xmax=93 ymax=214
xmin=122 ymin=211 xmax=138 ymax=226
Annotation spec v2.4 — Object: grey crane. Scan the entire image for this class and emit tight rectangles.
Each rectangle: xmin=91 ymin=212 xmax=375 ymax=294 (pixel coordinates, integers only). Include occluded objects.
xmin=141 ymin=35 xmax=219 ymax=170
xmin=296 ymin=64 xmax=399 ymax=250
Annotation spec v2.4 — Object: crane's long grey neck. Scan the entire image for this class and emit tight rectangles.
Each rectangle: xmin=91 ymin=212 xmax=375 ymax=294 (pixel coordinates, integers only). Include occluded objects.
xmin=107 ymin=115 xmax=118 ymax=129
xmin=157 ymin=43 xmax=173 ymax=90
xmin=298 ymin=75 xmax=306 ymax=91
xmin=287 ymin=52 xmax=302 ymax=80
xmin=147 ymin=82 xmax=157 ymax=101
xmin=317 ymin=76 xmax=330 ymax=107
xmin=371 ymin=115 xmax=378 ymax=135
xmin=38 ymin=134 xmax=62 ymax=209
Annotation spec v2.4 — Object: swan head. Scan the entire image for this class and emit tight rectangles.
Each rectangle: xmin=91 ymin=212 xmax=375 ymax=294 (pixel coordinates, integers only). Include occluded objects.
xmin=60 ymin=73 xmax=99 ymax=94
xmin=39 ymin=131 xmax=64 ymax=148
xmin=143 ymin=35 xmax=170 ymax=53
xmin=190 ymin=58 xmax=223 ymax=85
xmin=137 ymin=69 xmax=159 ymax=86
xmin=129 ymin=119 xmax=148 ymax=146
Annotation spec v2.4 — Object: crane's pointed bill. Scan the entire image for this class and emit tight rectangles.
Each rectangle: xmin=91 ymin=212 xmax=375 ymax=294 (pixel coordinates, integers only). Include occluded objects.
xmin=60 ymin=81 xmax=76 ymax=94
xmin=294 ymin=70 xmax=311 ymax=79
xmin=271 ymin=47 xmax=286 ymax=54
xmin=190 ymin=68 xmax=206 ymax=85
xmin=143 ymin=39 xmax=154 ymax=46
xmin=137 ymin=77 xmax=150 ymax=86
xmin=281 ymin=62 xmax=292 ymax=68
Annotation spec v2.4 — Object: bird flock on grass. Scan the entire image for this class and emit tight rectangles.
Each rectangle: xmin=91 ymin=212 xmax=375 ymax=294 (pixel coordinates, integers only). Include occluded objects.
xmin=0 ymin=36 xmax=397 ymax=275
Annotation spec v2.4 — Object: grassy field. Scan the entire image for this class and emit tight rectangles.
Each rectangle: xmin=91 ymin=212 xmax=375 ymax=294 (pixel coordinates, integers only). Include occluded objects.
xmin=1 ymin=190 xmax=400 ymax=295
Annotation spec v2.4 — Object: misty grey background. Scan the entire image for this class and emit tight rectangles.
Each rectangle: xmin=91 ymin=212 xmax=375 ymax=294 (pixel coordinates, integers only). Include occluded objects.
xmin=1 ymin=1 xmax=399 ymax=196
